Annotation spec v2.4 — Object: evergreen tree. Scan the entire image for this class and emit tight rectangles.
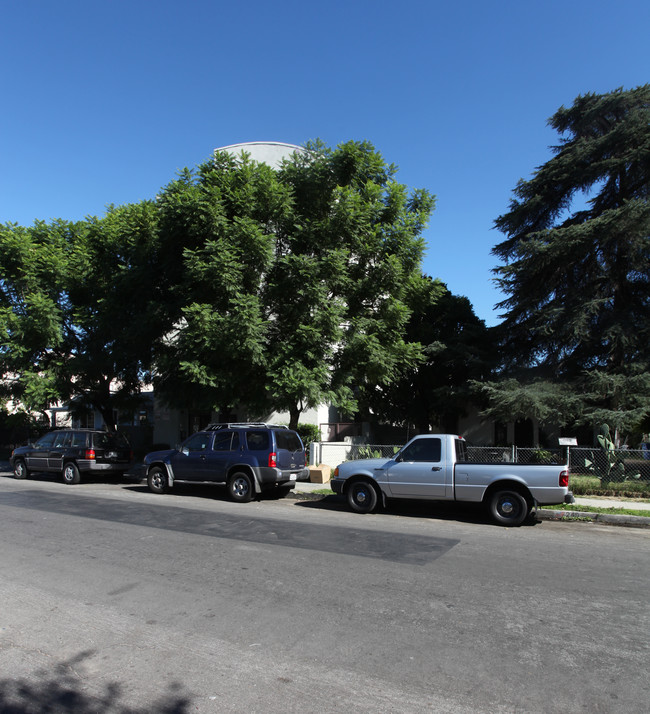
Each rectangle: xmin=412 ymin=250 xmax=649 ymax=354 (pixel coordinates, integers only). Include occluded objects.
xmin=488 ymin=85 xmax=650 ymax=435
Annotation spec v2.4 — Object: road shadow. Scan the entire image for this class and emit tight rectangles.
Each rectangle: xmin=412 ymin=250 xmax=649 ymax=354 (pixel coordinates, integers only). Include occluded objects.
xmin=1 ymin=471 xmax=141 ymax=486
xmin=293 ymin=493 xmax=541 ymax=528
xmin=123 ymin=481 xmax=305 ymax=504
xmin=0 ymin=651 xmax=191 ymax=713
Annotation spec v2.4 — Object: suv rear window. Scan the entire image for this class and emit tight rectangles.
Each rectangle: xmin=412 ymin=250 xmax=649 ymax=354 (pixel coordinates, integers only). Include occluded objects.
xmin=275 ymin=430 xmax=303 ymax=452
xmin=246 ymin=431 xmax=270 ymax=451
xmin=92 ymin=432 xmax=131 ymax=449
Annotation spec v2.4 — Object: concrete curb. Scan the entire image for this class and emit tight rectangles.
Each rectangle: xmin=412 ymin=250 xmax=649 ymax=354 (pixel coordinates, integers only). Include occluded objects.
xmin=537 ymin=508 xmax=650 ymax=527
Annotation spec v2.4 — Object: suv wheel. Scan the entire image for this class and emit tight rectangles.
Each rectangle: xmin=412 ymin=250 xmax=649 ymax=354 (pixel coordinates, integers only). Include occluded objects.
xmin=13 ymin=459 xmax=28 ymax=479
xmin=62 ymin=462 xmax=81 ymax=485
xmin=228 ymin=472 xmax=253 ymax=503
xmin=148 ymin=467 xmax=168 ymax=494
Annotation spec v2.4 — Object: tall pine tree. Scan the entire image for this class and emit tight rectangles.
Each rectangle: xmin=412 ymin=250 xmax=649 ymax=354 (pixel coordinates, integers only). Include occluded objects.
xmin=487 ymin=86 xmax=650 ymax=436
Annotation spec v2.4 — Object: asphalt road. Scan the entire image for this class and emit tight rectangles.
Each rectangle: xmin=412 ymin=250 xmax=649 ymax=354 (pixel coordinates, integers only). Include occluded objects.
xmin=1 ymin=473 xmax=648 ymax=713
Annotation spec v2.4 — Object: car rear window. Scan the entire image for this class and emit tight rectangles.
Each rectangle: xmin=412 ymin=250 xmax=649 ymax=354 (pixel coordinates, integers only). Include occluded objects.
xmin=274 ymin=430 xmax=303 ymax=452
xmin=92 ymin=432 xmax=131 ymax=449
xmin=246 ymin=431 xmax=269 ymax=451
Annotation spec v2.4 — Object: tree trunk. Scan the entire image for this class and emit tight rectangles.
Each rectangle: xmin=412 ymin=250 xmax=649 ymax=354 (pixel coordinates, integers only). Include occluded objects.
xmin=288 ymin=405 xmax=301 ymax=431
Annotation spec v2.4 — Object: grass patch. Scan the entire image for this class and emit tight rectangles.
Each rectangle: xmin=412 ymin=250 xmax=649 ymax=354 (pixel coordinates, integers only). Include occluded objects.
xmin=545 ymin=503 xmax=650 ymax=518
xmin=570 ymin=474 xmax=650 ymax=498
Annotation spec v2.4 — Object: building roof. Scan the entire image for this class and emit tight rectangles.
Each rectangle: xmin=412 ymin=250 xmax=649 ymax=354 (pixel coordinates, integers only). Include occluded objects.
xmin=215 ymin=141 xmax=304 ymax=169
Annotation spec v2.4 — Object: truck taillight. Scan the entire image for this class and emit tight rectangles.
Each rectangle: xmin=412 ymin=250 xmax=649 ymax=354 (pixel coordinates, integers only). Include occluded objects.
xmin=559 ymin=470 xmax=569 ymax=487
xmin=85 ymin=449 xmax=96 ymax=460
xmin=268 ymin=452 xmax=277 ymax=468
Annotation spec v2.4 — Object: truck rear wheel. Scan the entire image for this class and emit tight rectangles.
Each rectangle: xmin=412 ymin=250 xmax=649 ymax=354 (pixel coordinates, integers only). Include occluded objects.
xmin=487 ymin=489 xmax=529 ymax=526
xmin=348 ymin=480 xmax=378 ymax=514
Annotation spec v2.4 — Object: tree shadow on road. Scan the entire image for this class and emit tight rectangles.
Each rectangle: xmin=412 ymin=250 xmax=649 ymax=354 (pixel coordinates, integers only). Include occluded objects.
xmin=0 ymin=651 xmax=192 ymax=713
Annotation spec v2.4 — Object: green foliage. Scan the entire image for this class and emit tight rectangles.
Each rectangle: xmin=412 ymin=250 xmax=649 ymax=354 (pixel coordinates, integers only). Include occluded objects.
xmin=568 ymin=474 xmax=650 ymax=499
xmin=1 ymin=140 xmax=436 ymax=434
xmin=295 ymin=422 xmax=321 ymax=453
xmin=582 ymin=423 xmax=641 ymax=485
xmin=530 ymin=448 xmax=553 ymax=463
xmin=364 ymin=276 xmax=496 ymax=432
xmin=154 ymin=140 xmax=435 ymax=429
xmin=487 ymin=85 xmax=650 ymax=436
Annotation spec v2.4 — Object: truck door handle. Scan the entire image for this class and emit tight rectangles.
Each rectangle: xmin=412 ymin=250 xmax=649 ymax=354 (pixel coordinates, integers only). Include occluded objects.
xmin=431 ymin=466 xmax=442 ymax=471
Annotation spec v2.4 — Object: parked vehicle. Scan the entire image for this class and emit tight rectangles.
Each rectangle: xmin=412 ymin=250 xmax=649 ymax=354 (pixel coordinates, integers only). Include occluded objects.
xmin=331 ymin=434 xmax=574 ymax=526
xmin=142 ymin=423 xmax=310 ymax=502
xmin=10 ymin=429 xmax=134 ymax=485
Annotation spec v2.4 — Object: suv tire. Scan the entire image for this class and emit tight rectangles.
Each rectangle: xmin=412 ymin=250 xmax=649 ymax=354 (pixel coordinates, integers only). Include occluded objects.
xmin=62 ymin=462 xmax=81 ymax=485
xmin=228 ymin=472 xmax=253 ymax=503
xmin=13 ymin=459 xmax=28 ymax=479
xmin=148 ymin=467 xmax=168 ymax=494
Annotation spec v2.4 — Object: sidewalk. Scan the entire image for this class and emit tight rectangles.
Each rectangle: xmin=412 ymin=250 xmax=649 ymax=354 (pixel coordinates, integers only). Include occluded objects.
xmin=294 ymin=480 xmax=650 ymax=526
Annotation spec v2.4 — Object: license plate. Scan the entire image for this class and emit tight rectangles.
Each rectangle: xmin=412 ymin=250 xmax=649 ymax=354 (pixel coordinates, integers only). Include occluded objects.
xmin=290 ymin=474 xmax=298 ymax=481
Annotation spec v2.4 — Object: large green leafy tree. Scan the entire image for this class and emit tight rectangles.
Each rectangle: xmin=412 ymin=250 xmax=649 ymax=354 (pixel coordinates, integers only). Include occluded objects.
xmin=269 ymin=141 xmax=435 ymax=429
xmin=0 ymin=203 xmax=162 ymax=431
xmin=152 ymin=152 xmax=290 ymax=417
xmin=0 ymin=220 xmax=70 ymax=422
xmin=153 ymin=142 xmax=435 ymax=430
xmin=60 ymin=201 xmax=162 ymax=430
xmin=361 ymin=276 xmax=495 ymax=433
xmin=487 ymin=85 xmax=650 ymax=436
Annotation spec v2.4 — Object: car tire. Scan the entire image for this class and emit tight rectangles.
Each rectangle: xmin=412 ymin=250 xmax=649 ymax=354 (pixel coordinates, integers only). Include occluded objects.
xmin=13 ymin=459 xmax=28 ymax=479
xmin=147 ymin=467 xmax=168 ymax=494
xmin=228 ymin=472 xmax=253 ymax=503
xmin=487 ymin=489 xmax=530 ymax=527
xmin=62 ymin=462 xmax=81 ymax=485
xmin=348 ymin=480 xmax=379 ymax=514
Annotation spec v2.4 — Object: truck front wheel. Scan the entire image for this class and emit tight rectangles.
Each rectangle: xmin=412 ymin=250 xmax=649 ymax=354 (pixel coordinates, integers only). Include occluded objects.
xmin=348 ymin=480 xmax=378 ymax=514
xmin=487 ymin=489 xmax=529 ymax=527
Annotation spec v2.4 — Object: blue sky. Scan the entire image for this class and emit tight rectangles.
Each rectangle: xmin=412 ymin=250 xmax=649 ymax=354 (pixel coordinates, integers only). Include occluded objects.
xmin=1 ymin=0 xmax=648 ymax=325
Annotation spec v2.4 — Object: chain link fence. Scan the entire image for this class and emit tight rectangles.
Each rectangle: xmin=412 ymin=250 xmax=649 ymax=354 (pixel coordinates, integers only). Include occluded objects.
xmin=313 ymin=442 xmax=650 ymax=484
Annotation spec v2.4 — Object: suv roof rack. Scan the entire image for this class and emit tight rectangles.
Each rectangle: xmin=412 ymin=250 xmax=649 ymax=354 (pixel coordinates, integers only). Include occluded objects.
xmin=205 ymin=422 xmax=289 ymax=431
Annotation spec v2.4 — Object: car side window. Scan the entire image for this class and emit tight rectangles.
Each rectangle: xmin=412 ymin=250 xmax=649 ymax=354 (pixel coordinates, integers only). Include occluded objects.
xmin=213 ymin=432 xmax=238 ymax=452
xmin=183 ymin=432 xmax=212 ymax=452
xmin=52 ymin=432 xmax=72 ymax=448
xmin=400 ymin=438 xmax=441 ymax=463
xmin=71 ymin=432 xmax=88 ymax=448
xmin=36 ymin=433 xmax=57 ymax=449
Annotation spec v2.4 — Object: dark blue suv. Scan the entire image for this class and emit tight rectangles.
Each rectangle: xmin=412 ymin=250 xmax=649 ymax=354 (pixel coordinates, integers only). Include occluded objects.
xmin=143 ymin=423 xmax=309 ymax=502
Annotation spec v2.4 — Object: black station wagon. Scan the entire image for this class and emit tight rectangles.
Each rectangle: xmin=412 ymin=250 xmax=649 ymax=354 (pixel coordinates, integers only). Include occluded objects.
xmin=11 ymin=429 xmax=134 ymax=484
